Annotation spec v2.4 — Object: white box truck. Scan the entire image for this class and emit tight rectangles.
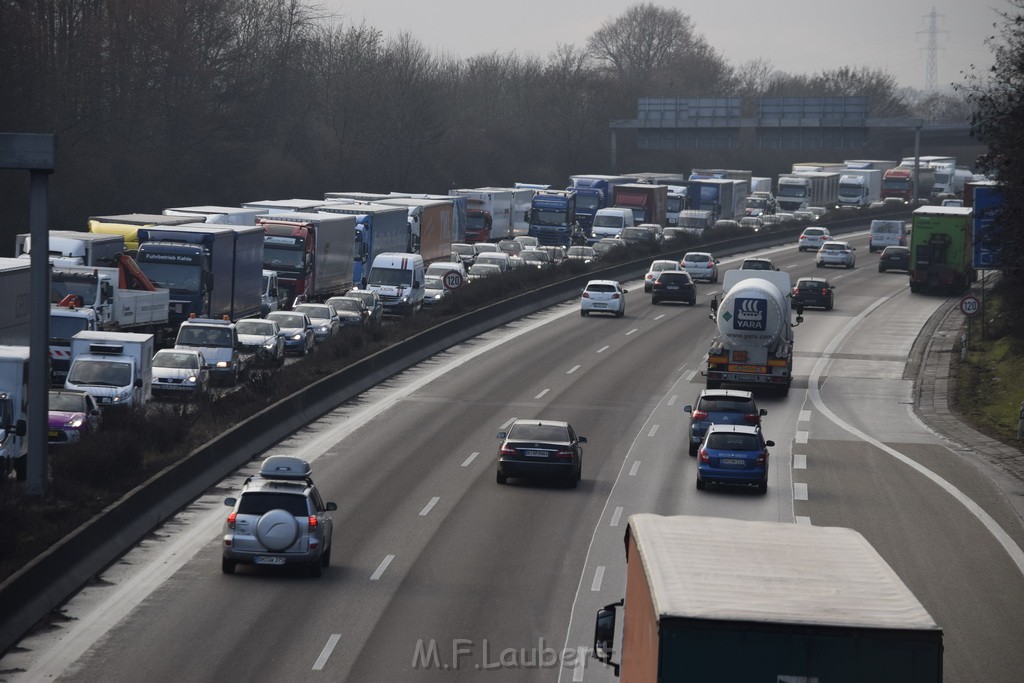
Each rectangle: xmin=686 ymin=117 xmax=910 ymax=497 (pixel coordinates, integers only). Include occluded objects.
xmin=448 ymin=188 xmax=515 ymax=242
xmin=65 ymin=331 xmax=154 ymax=408
xmin=838 ymin=168 xmax=882 ymax=207
xmin=0 ymin=346 xmax=30 ymax=480
xmin=15 ymin=230 xmax=125 ymax=267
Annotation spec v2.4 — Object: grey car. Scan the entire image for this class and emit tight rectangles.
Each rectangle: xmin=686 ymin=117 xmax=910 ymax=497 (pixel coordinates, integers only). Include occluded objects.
xmin=235 ymin=318 xmax=286 ymax=367
xmin=324 ymin=296 xmax=367 ymax=327
xmin=294 ymin=303 xmax=341 ymax=342
xmin=222 ymin=456 xmax=336 ymax=577
xmin=266 ymin=311 xmax=315 ymax=355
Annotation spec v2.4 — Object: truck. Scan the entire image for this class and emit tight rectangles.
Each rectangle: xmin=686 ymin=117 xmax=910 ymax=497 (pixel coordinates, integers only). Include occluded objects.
xmin=163 ymin=206 xmax=266 ymax=225
xmin=704 ymin=269 xmax=801 ymax=396
xmin=322 ymin=191 xmax=394 ymax=203
xmin=611 ymin=183 xmax=668 ymax=227
xmin=527 ymin=190 xmax=578 ymax=246
xmin=749 ymin=176 xmax=772 ymax=194
xmin=448 ymin=188 xmax=516 ymax=242
xmin=0 ymin=346 xmax=30 ymax=481
xmin=910 ymin=206 xmax=975 ymax=294
xmin=882 ymin=166 xmax=936 ymax=204
xmin=929 ymin=165 xmax=973 ymax=200
xmin=49 ymin=256 xmax=170 ymax=383
xmin=240 ymin=199 xmax=326 ymax=215
xmin=88 ymin=214 xmax=197 ymax=252
xmin=791 ymin=161 xmax=846 ymax=174
xmin=592 ymin=514 xmax=943 ymax=681
xmin=688 ymin=168 xmax=753 ymax=184
xmin=776 ymin=172 xmax=840 ymax=212
xmin=674 ymin=210 xmax=714 ymax=235
xmin=837 ymin=168 xmax=882 ymax=208
xmin=664 ymin=186 xmax=687 ymax=226
xmin=135 ymin=224 xmax=263 ymax=328
xmin=687 ymin=178 xmax=738 ymax=221
xmin=374 ymin=197 xmax=454 ymax=263
xmin=398 ymin=193 xmax=469 ymax=243
xmin=256 ymin=212 xmax=355 ymax=304
xmin=65 ymin=331 xmax=154 ymax=408
xmin=477 ymin=187 xmax=534 ymax=237
xmin=15 ymin=230 xmax=124 ymax=267
xmin=0 ymin=259 xmax=31 ymax=346
xmin=743 ymin=193 xmax=775 ymax=217
xmin=314 ymin=203 xmax=409 ymax=286
xmin=568 ymin=175 xmax=637 ymax=236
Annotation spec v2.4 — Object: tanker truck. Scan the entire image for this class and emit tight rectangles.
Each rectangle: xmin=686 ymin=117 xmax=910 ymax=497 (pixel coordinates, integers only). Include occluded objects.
xmin=704 ymin=270 xmax=802 ymax=396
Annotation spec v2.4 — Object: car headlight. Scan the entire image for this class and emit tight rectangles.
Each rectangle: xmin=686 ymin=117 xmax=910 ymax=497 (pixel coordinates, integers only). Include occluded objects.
xmin=400 ymin=295 xmax=409 ymax=303
xmin=433 ymin=293 xmax=442 ymax=300
xmin=263 ymin=340 xmax=277 ymax=350
xmin=290 ymin=333 xmax=303 ymax=341
xmin=65 ymin=417 xmax=84 ymax=429
xmin=316 ymin=324 xmax=329 ymax=333
xmin=216 ymin=361 xmax=230 ymax=368
xmin=184 ymin=375 xmax=198 ymax=384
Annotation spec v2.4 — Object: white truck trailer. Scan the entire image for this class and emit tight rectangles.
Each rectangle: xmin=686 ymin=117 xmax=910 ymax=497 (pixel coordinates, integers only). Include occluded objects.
xmin=838 ymin=168 xmax=882 ymax=207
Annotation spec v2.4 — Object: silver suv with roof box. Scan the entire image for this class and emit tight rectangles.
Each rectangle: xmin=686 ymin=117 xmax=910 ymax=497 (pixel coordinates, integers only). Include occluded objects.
xmin=222 ymin=456 xmax=336 ymax=577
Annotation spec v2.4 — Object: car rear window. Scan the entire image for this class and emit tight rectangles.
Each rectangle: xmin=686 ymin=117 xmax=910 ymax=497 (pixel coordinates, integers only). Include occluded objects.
xmin=586 ymin=283 xmax=617 ymax=293
xmin=238 ymin=492 xmax=310 ymax=516
xmin=508 ymin=424 xmax=570 ymax=442
xmin=698 ymin=396 xmax=753 ymax=412
xmin=657 ymin=272 xmax=690 ymax=283
xmin=706 ymin=432 xmax=761 ymax=450
xmin=804 ymin=229 xmax=825 ymax=236
xmin=684 ymin=254 xmax=710 ymax=263
xmin=798 ymin=281 xmax=826 ymax=290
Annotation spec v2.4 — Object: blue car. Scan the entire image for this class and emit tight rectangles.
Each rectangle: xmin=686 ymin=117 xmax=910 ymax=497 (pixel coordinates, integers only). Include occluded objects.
xmin=266 ymin=311 xmax=315 ymax=356
xmin=696 ymin=424 xmax=773 ymax=494
xmin=683 ymin=389 xmax=767 ymax=456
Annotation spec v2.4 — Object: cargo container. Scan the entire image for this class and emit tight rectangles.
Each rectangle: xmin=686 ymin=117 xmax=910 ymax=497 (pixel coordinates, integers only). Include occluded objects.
xmin=910 ymin=206 xmax=975 ymax=293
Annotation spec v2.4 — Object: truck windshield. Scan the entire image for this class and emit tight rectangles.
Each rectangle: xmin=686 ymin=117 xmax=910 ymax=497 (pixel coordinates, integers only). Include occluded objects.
xmin=367 ymin=267 xmax=411 ymax=286
xmin=531 ymin=209 xmax=569 ymax=226
xmin=746 ymin=198 xmax=767 ymax=208
xmin=50 ymin=278 xmax=98 ymax=306
xmin=666 ymin=196 xmax=683 ymax=212
xmin=466 ymin=215 xmax=487 ymax=229
xmin=592 ymin=215 xmax=623 ymax=229
xmin=575 ymin=196 xmax=599 ymax=212
xmin=138 ymin=262 xmax=203 ymax=294
xmin=883 ymin=179 xmax=910 ymax=191
xmin=49 ymin=315 xmax=91 ymax=343
xmin=67 ymin=359 xmax=132 ymax=387
xmin=263 ymin=244 xmax=304 ymax=270
xmin=777 ymin=185 xmax=806 ymax=198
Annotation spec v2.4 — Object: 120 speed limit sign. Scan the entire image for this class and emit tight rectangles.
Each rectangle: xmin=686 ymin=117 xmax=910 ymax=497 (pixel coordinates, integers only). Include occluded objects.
xmin=443 ymin=270 xmax=464 ymax=290
xmin=960 ymin=295 xmax=980 ymax=316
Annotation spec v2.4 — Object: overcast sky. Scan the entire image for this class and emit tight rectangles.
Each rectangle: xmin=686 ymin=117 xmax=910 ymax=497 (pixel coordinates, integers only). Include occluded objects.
xmin=322 ymin=0 xmax=1001 ymax=91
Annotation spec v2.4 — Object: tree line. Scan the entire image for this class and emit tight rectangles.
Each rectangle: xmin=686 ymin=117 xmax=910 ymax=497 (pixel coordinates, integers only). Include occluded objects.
xmin=0 ymin=1 xmax=975 ymax=254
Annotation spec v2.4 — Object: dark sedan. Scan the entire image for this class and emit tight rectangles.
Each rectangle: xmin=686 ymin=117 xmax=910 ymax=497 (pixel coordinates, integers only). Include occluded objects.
xmin=878 ymin=246 xmax=911 ymax=273
xmin=496 ymin=418 xmax=586 ymax=488
xmin=791 ymin=277 xmax=835 ymax=311
xmin=651 ymin=271 xmax=696 ymax=305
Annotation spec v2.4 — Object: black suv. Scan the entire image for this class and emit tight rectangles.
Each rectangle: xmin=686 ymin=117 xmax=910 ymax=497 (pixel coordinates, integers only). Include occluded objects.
xmin=791 ymin=277 xmax=835 ymax=311
xmin=878 ymin=246 xmax=911 ymax=273
xmin=222 ymin=456 xmax=336 ymax=576
xmin=496 ymin=418 xmax=586 ymax=487
xmin=651 ymin=271 xmax=697 ymax=305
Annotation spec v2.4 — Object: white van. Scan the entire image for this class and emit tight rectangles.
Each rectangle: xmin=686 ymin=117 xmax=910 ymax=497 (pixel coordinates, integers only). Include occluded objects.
xmin=591 ymin=207 xmax=635 ymax=240
xmin=868 ymin=220 xmax=909 ymax=253
xmin=365 ymin=252 xmax=426 ymax=315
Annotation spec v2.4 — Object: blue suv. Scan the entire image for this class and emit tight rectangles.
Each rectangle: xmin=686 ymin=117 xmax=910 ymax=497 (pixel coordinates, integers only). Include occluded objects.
xmin=683 ymin=389 xmax=767 ymax=456
xmin=696 ymin=424 xmax=774 ymax=494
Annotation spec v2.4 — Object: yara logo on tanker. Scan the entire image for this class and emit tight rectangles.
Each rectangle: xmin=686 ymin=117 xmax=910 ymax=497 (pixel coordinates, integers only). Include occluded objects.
xmin=733 ymin=298 xmax=767 ymax=330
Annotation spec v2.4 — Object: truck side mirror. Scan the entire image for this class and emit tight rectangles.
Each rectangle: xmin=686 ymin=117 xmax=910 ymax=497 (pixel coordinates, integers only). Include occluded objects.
xmin=14 ymin=419 xmax=26 ymax=437
xmin=593 ymin=601 xmax=622 ymax=676
xmin=134 ymin=378 xmax=142 ymax=388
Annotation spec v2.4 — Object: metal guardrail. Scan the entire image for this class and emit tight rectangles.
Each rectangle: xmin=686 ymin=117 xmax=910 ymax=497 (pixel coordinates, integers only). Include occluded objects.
xmin=0 ymin=209 xmax=908 ymax=654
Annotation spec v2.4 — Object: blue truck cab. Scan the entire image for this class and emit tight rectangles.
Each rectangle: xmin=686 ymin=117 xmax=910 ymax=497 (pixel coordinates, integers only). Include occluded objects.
xmin=528 ymin=190 xmax=578 ymax=247
xmin=568 ymin=175 xmax=637 ymax=237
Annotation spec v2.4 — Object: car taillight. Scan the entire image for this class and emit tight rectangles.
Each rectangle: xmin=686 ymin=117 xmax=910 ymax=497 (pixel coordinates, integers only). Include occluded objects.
xmin=743 ymin=413 xmax=760 ymax=425
xmin=227 ymin=512 xmax=236 ymax=529
xmin=645 ymin=273 xmax=653 ymax=280
xmin=692 ymin=409 xmax=708 ymax=420
xmin=611 ymin=293 xmax=620 ymax=299
xmin=308 ymin=515 xmax=318 ymax=531
xmin=553 ymin=449 xmax=574 ymax=459
xmin=698 ymin=448 xmax=709 ymax=463
xmin=500 ymin=444 xmax=517 ymax=457
xmin=821 ymin=288 xmax=828 ymax=295
xmin=581 ymin=292 xmax=590 ymax=298
xmin=756 ymin=451 xmax=767 ymax=466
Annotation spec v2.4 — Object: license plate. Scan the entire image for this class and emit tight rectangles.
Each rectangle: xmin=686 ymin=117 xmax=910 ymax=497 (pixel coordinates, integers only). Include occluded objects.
xmin=48 ymin=430 xmax=59 ymax=438
xmin=523 ymin=450 xmax=549 ymax=458
xmin=720 ymin=458 xmax=746 ymax=466
xmin=253 ymin=555 xmax=286 ymax=566
xmin=730 ymin=365 xmax=763 ymax=373
xmin=592 ymin=303 xmax=607 ymax=308
xmin=666 ymin=285 xmax=679 ymax=290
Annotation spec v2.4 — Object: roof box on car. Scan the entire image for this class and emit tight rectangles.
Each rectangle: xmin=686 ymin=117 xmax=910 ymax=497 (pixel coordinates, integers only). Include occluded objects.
xmin=258 ymin=455 xmax=312 ymax=481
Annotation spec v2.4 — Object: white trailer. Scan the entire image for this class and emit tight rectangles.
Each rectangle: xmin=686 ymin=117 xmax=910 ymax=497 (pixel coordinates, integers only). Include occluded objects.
xmin=449 ymin=188 xmax=515 ymax=241
xmin=15 ymin=231 xmax=125 ymax=267
xmin=164 ymin=206 xmax=267 ymax=225
xmin=838 ymin=169 xmax=882 ymax=207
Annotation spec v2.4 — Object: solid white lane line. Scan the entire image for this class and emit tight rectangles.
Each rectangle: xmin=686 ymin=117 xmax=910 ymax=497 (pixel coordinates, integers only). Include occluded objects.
xmin=591 ymin=566 xmax=605 ymax=592
xmin=668 ymin=395 xmax=678 ymax=406
xmin=799 ymin=410 xmax=812 ymax=422
xmin=610 ymin=506 xmax=623 ymax=527
xmin=461 ymin=452 xmax=479 ymax=467
xmin=629 ymin=461 xmax=640 ymax=476
xmin=566 ymin=364 xmax=581 ymax=374
xmin=626 ymin=328 xmax=638 ymax=336
xmin=796 ymin=516 xmax=812 ymax=525
xmin=808 ymin=292 xmax=1024 ymax=579
xmin=796 ymin=431 xmax=809 ymax=444
xmin=419 ymin=497 xmax=439 ymax=517
xmin=794 ymin=483 xmax=808 ymax=501
xmin=793 ymin=453 xmax=807 ymax=470
xmin=535 ymin=388 xmax=550 ymax=399
xmin=370 ymin=554 xmax=395 ymax=581
xmin=312 ymin=633 xmax=341 ymax=671
xmin=648 ymin=425 xmax=659 ymax=437
xmin=596 ymin=345 xmax=610 ymax=353
xmin=654 ymin=314 xmax=665 ymax=320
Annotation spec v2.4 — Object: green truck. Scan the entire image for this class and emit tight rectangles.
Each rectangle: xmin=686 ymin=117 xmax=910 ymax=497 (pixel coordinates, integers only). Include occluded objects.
xmin=910 ymin=206 xmax=975 ymax=293
xmin=593 ymin=514 xmax=943 ymax=681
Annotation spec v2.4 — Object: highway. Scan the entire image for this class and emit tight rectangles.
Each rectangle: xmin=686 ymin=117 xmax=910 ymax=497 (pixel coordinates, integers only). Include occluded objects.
xmin=5 ymin=227 xmax=1024 ymax=682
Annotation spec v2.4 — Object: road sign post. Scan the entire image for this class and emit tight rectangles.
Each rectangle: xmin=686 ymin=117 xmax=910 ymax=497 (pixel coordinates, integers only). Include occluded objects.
xmin=960 ymin=295 xmax=979 ymax=355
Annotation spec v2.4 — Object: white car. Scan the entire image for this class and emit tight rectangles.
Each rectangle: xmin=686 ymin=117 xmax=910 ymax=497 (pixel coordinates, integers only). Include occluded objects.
xmin=798 ymin=226 xmax=832 ymax=252
xmin=816 ymin=241 xmax=856 ymax=269
xmin=151 ymin=348 xmax=210 ymax=399
xmin=580 ymin=280 xmax=626 ymax=317
xmin=681 ymin=252 xmax=720 ymax=283
xmin=644 ymin=259 xmax=683 ymax=292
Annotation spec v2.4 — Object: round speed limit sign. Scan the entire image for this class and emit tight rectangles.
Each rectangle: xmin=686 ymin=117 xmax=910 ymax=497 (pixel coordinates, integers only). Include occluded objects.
xmin=959 ymin=295 xmax=980 ymax=316
xmin=443 ymin=270 xmax=464 ymax=290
